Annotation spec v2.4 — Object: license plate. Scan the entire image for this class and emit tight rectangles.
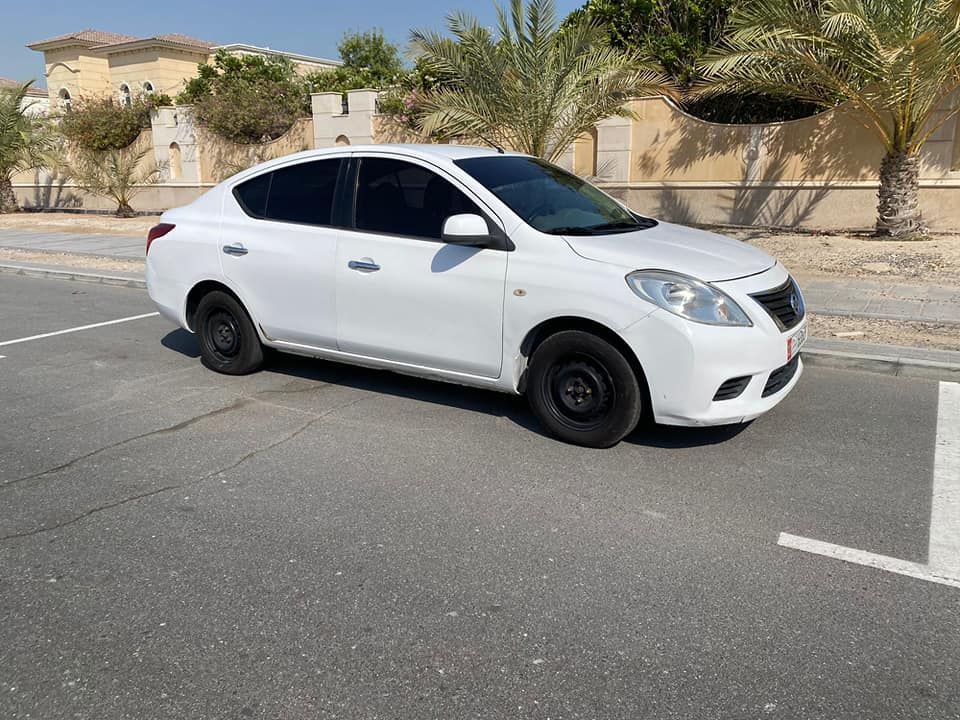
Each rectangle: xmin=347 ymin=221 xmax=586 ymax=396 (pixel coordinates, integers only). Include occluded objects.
xmin=787 ymin=324 xmax=807 ymax=362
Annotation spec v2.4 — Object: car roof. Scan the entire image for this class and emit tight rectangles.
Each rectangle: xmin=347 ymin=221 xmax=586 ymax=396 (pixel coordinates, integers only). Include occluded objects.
xmin=223 ymin=143 xmax=526 ymax=187
xmin=275 ymin=143 xmax=519 ymax=164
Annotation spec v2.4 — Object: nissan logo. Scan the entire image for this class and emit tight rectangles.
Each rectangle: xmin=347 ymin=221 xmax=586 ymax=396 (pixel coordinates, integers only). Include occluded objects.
xmin=790 ymin=292 xmax=800 ymax=314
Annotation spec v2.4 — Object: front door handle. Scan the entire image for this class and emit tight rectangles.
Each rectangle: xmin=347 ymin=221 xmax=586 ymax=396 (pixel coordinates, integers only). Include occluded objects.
xmin=348 ymin=259 xmax=380 ymax=272
xmin=222 ymin=243 xmax=248 ymax=256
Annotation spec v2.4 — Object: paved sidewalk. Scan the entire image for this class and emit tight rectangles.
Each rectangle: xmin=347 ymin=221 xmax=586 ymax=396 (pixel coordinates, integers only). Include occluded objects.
xmin=0 ymin=228 xmax=144 ymax=259
xmin=800 ymin=276 xmax=960 ymax=325
xmin=1 ymin=228 xmax=958 ymax=325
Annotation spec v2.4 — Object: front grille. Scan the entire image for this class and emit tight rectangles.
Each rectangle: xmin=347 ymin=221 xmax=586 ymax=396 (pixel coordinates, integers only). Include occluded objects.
xmin=762 ymin=355 xmax=800 ymax=397
xmin=713 ymin=375 xmax=751 ymax=401
xmin=750 ymin=277 xmax=804 ymax=330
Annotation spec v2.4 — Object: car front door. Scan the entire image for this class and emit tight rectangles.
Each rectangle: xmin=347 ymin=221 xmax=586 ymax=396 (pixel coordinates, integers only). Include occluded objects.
xmin=335 ymin=155 xmax=508 ymax=378
xmin=220 ymin=157 xmax=346 ymax=349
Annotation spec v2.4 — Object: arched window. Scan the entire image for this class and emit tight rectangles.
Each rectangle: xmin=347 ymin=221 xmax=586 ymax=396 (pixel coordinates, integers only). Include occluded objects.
xmin=119 ymin=84 xmax=131 ymax=107
xmin=142 ymin=81 xmax=154 ymax=94
xmin=58 ymin=88 xmax=72 ymax=112
xmin=335 ymin=134 xmax=350 ymax=146
xmin=168 ymin=142 xmax=182 ymax=180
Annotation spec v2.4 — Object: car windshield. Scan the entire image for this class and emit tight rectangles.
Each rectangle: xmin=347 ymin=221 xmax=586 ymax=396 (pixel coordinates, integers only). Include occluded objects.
xmin=454 ymin=155 xmax=656 ymax=235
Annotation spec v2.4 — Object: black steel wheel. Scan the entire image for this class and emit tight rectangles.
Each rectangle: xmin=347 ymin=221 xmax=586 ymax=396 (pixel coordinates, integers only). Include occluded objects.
xmin=527 ymin=330 xmax=642 ymax=447
xmin=195 ymin=290 xmax=264 ymax=375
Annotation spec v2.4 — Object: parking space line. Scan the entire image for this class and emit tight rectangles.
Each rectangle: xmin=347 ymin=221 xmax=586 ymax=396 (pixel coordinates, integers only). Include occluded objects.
xmin=777 ymin=533 xmax=960 ymax=589
xmin=930 ymin=381 xmax=960 ymax=575
xmin=0 ymin=312 xmax=159 ymax=348
xmin=779 ymin=381 xmax=960 ymax=589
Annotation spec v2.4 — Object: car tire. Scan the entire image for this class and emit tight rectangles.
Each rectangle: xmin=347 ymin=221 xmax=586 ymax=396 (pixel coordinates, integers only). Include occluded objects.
xmin=195 ymin=290 xmax=264 ymax=375
xmin=526 ymin=330 xmax=642 ymax=448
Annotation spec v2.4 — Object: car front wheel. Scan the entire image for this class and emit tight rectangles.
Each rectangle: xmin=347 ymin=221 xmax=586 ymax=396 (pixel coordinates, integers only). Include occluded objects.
xmin=195 ymin=290 xmax=264 ymax=375
xmin=526 ymin=330 xmax=643 ymax=448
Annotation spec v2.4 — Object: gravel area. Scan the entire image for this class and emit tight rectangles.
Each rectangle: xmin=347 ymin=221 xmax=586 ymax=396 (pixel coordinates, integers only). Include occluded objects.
xmin=808 ymin=313 xmax=960 ymax=352
xmin=725 ymin=228 xmax=960 ymax=283
xmin=0 ymin=212 xmax=160 ymax=236
xmin=0 ymin=248 xmax=145 ymax=273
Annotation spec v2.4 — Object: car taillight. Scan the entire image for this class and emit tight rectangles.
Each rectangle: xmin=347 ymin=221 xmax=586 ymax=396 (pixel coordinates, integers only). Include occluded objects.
xmin=146 ymin=223 xmax=175 ymax=255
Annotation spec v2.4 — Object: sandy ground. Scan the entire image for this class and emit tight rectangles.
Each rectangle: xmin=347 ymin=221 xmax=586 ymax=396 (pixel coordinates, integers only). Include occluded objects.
xmin=726 ymin=228 xmax=960 ymax=284
xmin=808 ymin=313 xmax=960 ymax=352
xmin=0 ymin=248 xmax=145 ymax=273
xmin=0 ymin=212 xmax=161 ymax=236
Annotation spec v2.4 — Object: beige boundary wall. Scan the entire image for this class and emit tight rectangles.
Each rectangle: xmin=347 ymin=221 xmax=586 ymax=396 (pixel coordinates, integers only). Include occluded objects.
xmin=13 ymin=91 xmax=960 ymax=230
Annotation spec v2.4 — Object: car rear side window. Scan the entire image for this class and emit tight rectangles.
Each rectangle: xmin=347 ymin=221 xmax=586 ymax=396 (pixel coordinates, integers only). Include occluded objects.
xmin=354 ymin=157 xmax=480 ymax=240
xmin=234 ymin=172 xmax=270 ymax=218
xmin=233 ymin=158 xmax=342 ymax=226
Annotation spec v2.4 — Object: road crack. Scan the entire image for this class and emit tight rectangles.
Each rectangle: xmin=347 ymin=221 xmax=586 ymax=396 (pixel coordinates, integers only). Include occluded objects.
xmin=2 ymin=399 xmax=254 ymax=489
xmin=0 ymin=395 xmax=367 ymax=543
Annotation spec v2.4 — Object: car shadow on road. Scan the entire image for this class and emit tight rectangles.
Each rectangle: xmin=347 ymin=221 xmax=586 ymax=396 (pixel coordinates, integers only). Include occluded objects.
xmin=161 ymin=329 xmax=751 ymax=449
xmin=161 ymin=328 xmax=200 ymax=358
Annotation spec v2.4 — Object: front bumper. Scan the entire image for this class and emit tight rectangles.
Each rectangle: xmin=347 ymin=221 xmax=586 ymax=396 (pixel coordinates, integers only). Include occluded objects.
xmin=622 ymin=263 xmax=806 ymax=426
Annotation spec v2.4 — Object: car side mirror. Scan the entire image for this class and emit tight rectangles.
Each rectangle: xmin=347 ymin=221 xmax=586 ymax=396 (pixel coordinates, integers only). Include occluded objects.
xmin=441 ymin=214 xmax=492 ymax=247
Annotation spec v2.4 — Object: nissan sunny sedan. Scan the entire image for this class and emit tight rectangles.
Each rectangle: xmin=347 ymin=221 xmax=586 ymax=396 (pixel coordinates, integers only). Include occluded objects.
xmin=146 ymin=144 xmax=806 ymax=447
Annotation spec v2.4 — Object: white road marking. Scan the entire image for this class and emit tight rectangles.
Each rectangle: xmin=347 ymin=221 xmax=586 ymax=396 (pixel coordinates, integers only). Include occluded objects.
xmin=0 ymin=312 xmax=159 ymax=348
xmin=930 ymin=381 xmax=960 ymax=575
xmin=777 ymin=533 xmax=960 ymax=589
xmin=780 ymin=381 xmax=960 ymax=589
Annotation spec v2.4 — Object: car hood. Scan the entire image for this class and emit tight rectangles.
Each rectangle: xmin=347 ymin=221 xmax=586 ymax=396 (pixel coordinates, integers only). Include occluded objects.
xmin=560 ymin=221 xmax=775 ymax=282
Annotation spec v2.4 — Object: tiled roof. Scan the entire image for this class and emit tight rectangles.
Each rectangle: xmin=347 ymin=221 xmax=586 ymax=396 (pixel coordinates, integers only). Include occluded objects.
xmin=27 ymin=29 xmax=215 ymax=52
xmin=0 ymin=77 xmax=47 ymax=96
xmin=28 ymin=28 xmax=139 ymax=47
xmin=153 ymin=33 xmax=216 ymax=50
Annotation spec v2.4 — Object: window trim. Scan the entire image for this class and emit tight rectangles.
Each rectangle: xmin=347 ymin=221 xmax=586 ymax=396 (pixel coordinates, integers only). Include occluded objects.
xmin=231 ymin=157 xmax=349 ymax=229
xmin=345 ymin=153 xmax=513 ymax=251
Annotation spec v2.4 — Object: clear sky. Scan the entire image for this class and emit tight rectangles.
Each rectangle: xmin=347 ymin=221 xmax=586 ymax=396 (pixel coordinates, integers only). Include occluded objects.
xmin=2 ymin=0 xmax=584 ymax=87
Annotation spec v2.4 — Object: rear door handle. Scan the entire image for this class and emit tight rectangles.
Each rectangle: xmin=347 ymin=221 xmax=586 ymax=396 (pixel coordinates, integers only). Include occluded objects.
xmin=348 ymin=259 xmax=380 ymax=272
xmin=223 ymin=243 xmax=248 ymax=256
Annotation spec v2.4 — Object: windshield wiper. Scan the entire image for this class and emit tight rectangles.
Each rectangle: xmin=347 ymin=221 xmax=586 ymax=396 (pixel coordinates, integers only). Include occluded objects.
xmin=587 ymin=220 xmax=642 ymax=232
xmin=543 ymin=226 xmax=598 ymax=236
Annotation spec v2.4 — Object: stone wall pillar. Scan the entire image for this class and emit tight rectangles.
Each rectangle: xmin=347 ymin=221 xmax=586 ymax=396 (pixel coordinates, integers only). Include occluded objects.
xmin=595 ymin=115 xmax=633 ymax=182
xmin=311 ymin=89 xmax=378 ymax=148
xmin=150 ymin=106 xmax=200 ymax=184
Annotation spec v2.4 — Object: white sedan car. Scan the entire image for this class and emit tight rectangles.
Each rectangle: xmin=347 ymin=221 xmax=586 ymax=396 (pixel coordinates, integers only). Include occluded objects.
xmin=146 ymin=144 xmax=806 ymax=447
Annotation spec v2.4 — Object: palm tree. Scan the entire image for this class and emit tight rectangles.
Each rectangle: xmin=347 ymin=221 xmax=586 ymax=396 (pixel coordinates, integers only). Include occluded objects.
xmin=702 ymin=0 xmax=960 ymax=237
xmin=68 ymin=146 xmax=163 ymax=218
xmin=410 ymin=0 xmax=674 ymax=162
xmin=0 ymin=81 xmax=51 ymax=213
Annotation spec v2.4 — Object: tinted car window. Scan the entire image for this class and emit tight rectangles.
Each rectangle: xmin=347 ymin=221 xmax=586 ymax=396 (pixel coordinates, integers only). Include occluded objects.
xmin=234 ymin=172 xmax=270 ymax=218
xmin=455 ymin=156 xmax=656 ymax=235
xmin=265 ymin=159 xmax=342 ymax=226
xmin=355 ymin=157 xmax=480 ymax=240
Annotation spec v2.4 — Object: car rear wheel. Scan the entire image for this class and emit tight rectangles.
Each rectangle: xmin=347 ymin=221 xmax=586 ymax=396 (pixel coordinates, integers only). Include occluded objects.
xmin=526 ymin=330 xmax=642 ymax=448
xmin=195 ymin=290 xmax=264 ymax=375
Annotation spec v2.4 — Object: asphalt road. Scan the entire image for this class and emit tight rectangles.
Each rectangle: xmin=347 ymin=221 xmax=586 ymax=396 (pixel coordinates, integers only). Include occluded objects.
xmin=1 ymin=274 xmax=957 ymax=719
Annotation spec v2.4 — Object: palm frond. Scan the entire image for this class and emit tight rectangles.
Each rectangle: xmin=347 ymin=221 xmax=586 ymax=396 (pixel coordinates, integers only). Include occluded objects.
xmin=410 ymin=0 xmax=674 ymax=159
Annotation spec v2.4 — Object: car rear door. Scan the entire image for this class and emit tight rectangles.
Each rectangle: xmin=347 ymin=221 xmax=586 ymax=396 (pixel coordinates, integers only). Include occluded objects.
xmin=219 ymin=157 xmax=346 ymax=349
xmin=334 ymin=154 xmax=509 ymax=378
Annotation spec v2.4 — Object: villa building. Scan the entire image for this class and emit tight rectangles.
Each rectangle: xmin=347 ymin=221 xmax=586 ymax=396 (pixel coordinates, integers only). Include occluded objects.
xmin=26 ymin=29 xmax=340 ymax=110
xmin=0 ymin=76 xmax=50 ymax=114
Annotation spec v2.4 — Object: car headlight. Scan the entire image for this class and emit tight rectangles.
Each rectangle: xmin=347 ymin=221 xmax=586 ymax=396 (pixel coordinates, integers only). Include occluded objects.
xmin=626 ymin=270 xmax=752 ymax=327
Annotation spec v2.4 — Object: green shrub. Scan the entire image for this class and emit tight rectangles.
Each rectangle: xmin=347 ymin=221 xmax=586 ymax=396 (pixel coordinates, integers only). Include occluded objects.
xmin=179 ymin=50 xmax=310 ymax=143
xmin=59 ymin=96 xmax=152 ymax=151
xmin=304 ymin=30 xmax=405 ymax=98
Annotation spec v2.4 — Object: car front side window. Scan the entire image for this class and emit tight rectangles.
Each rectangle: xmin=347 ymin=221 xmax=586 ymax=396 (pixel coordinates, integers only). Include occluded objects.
xmin=354 ymin=157 xmax=481 ymax=240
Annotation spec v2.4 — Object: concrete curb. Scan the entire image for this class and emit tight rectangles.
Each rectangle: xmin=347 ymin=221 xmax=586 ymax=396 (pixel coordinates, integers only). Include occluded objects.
xmin=802 ymin=346 xmax=960 ymax=381
xmin=809 ymin=307 xmax=960 ymax=327
xmin=0 ymin=262 xmax=146 ymax=289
